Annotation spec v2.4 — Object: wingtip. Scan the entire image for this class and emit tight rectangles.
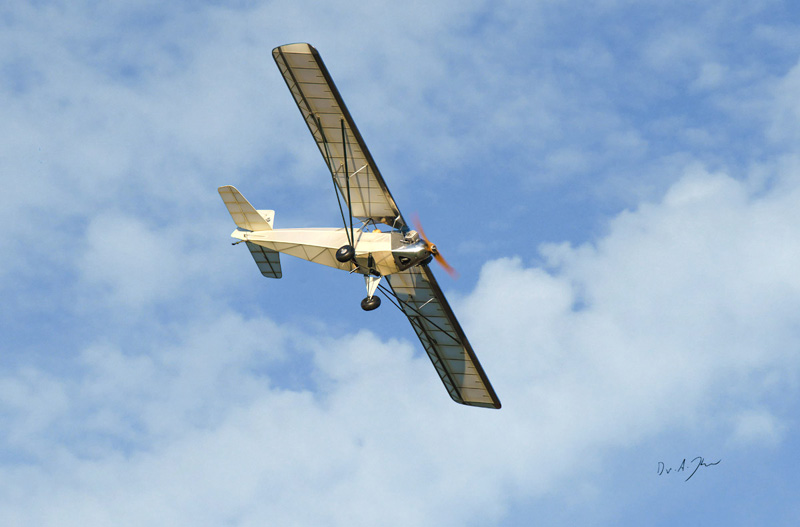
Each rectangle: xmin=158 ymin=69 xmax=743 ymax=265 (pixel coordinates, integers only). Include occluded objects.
xmin=272 ymin=42 xmax=316 ymax=55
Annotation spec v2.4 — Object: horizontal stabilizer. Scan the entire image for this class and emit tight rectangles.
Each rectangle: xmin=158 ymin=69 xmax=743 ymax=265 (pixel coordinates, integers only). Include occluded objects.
xmin=246 ymin=241 xmax=282 ymax=278
xmin=218 ymin=185 xmax=273 ymax=231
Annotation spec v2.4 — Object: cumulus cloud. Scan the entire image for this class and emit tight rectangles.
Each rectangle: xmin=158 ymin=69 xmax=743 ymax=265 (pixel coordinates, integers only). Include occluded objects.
xmin=4 ymin=159 xmax=800 ymax=526
xmin=729 ymin=409 xmax=786 ymax=447
xmin=77 ymin=213 xmax=187 ymax=309
xmin=770 ymin=58 xmax=800 ymax=145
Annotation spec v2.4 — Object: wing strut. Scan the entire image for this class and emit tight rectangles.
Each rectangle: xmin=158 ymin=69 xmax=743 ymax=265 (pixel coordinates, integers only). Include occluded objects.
xmin=342 ymin=119 xmax=355 ymax=248
xmin=317 ymin=114 xmax=353 ymax=248
xmin=376 ymin=283 xmax=460 ymax=345
xmin=324 ymin=136 xmax=352 ymax=247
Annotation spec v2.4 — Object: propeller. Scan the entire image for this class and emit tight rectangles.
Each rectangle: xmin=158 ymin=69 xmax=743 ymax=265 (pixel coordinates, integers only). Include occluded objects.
xmin=411 ymin=213 xmax=459 ymax=278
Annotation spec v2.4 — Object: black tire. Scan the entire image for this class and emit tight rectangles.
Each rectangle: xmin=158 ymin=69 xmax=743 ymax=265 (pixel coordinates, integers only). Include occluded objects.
xmin=361 ymin=296 xmax=381 ymax=311
xmin=335 ymin=245 xmax=355 ymax=262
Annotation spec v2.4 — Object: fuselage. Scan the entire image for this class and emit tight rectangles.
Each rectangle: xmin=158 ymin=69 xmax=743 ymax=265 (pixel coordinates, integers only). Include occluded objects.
xmin=232 ymin=227 xmax=429 ymax=276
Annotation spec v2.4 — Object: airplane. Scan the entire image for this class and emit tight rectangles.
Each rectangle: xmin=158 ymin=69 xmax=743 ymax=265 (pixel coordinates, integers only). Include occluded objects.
xmin=219 ymin=43 xmax=501 ymax=409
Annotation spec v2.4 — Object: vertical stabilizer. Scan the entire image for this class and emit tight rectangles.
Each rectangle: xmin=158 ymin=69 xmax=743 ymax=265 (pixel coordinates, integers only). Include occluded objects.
xmin=218 ymin=185 xmax=273 ymax=231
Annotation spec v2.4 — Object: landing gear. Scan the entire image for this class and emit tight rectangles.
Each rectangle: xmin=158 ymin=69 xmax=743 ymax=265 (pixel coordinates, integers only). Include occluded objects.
xmin=335 ymin=244 xmax=355 ymax=262
xmin=361 ymin=296 xmax=381 ymax=311
xmin=361 ymin=273 xmax=382 ymax=311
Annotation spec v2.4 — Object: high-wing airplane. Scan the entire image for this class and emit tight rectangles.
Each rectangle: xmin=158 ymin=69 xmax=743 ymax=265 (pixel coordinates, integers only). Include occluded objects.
xmin=219 ymin=43 xmax=500 ymax=409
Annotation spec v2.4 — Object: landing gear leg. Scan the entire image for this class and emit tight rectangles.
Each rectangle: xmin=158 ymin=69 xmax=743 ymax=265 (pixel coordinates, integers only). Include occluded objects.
xmin=361 ymin=274 xmax=382 ymax=311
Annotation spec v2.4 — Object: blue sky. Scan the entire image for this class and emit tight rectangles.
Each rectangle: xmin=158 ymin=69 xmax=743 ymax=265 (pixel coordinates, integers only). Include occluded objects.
xmin=2 ymin=0 xmax=800 ymax=525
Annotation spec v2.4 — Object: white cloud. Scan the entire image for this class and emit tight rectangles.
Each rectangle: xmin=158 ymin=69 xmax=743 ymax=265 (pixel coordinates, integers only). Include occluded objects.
xmin=728 ymin=409 xmax=785 ymax=447
xmin=770 ymin=58 xmax=800 ymax=146
xmin=0 ymin=368 xmax=69 ymax=452
xmin=4 ymin=159 xmax=800 ymax=525
xmin=77 ymin=213 xmax=186 ymax=309
xmin=692 ymin=62 xmax=728 ymax=91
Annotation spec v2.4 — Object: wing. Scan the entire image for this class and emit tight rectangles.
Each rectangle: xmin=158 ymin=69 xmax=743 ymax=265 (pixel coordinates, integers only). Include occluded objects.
xmin=386 ymin=265 xmax=501 ymax=409
xmin=272 ymin=43 xmax=406 ymax=230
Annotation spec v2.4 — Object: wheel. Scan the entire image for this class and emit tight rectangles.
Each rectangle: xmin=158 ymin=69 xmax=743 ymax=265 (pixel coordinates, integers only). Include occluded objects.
xmin=336 ymin=244 xmax=355 ymax=262
xmin=361 ymin=296 xmax=381 ymax=311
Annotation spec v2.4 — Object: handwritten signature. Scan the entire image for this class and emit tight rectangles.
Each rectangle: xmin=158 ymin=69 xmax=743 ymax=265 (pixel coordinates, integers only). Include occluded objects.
xmin=658 ymin=457 xmax=721 ymax=481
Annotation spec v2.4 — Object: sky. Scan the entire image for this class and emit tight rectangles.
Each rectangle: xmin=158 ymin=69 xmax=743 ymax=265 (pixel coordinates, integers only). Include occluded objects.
xmin=2 ymin=0 xmax=800 ymax=525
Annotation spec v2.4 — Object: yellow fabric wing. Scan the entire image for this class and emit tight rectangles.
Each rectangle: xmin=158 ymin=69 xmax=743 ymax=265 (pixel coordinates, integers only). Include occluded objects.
xmin=272 ymin=43 xmax=406 ymax=229
xmin=387 ymin=265 xmax=501 ymax=409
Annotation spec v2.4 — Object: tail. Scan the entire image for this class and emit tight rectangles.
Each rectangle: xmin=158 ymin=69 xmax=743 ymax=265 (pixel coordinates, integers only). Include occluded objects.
xmin=218 ymin=185 xmax=274 ymax=231
xmin=218 ymin=185 xmax=282 ymax=279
